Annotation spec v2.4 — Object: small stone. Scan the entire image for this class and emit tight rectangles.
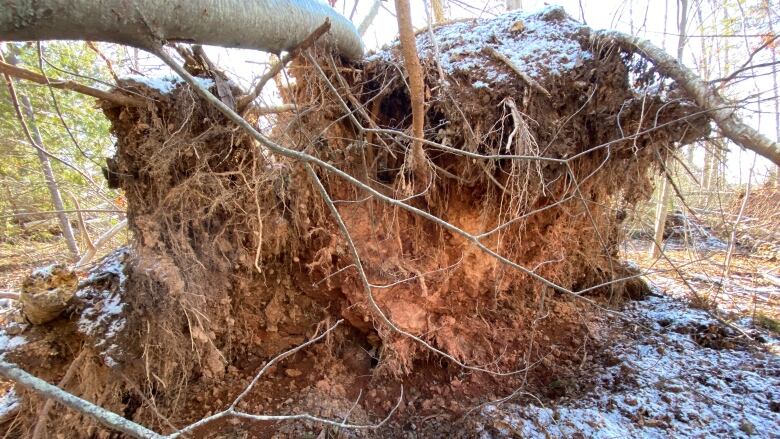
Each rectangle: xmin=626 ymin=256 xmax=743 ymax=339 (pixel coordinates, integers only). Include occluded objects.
xmin=510 ymin=20 xmax=525 ymax=33
xmin=740 ymin=420 xmax=755 ymax=435
xmin=285 ymin=368 xmax=302 ymax=377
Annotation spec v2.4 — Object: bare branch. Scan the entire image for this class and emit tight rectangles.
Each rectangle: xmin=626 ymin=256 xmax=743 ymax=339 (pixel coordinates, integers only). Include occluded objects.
xmin=0 ymin=361 xmax=163 ymax=439
xmin=237 ymin=20 xmax=332 ymax=112
xmin=0 ymin=60 xmax=144 ymax=107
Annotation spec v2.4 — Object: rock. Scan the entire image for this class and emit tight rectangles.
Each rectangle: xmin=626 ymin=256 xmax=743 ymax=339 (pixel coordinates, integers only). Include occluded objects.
xmin=739 ymin=419 xmax=755 ymax=435
xmin=285 ymin=368 xmax=302 ymax=377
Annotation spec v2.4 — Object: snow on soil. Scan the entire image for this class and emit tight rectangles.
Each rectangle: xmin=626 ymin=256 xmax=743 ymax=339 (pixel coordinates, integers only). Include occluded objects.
xmin=0 ymin=388 xmax=19 ymax=419
xmin=368 ymin=6 xmax=590 ymax=83
xmin=0 ymin=333 xmax=27 ymax=357
xmin=123 ymin=74 xmax=214 ymax=94
xmin=76 ymin=248 xmax=130 ymax=367
xmin=476 ymin=294 xmax=780 ymax=438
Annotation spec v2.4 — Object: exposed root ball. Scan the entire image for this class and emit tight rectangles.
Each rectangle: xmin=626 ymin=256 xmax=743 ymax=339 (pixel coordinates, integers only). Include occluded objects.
xmin=2 ymin=8 xmax=710 ymax=437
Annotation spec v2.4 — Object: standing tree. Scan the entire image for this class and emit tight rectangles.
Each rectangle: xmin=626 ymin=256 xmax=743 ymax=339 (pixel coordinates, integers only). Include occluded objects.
xmin=649 ymin=0 xmax=688 ymax=259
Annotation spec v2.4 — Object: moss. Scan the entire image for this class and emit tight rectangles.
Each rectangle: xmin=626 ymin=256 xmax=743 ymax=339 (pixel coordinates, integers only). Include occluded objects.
xmin=753 ymin=313 xmax=780 ymax=334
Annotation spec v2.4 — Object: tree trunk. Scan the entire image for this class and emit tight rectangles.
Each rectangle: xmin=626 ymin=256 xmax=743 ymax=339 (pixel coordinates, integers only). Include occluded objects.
xmin=394 ymin=0 xmax=428 ymax=181
xmin=431 ymin=0 xmax=446 ymax=23
xmin=358 ymin=0 xmax=382 ymax=36
xmin=0 ymin=0 xmax=363 ymax=61
xmin=595 ymin=23 xmax=780 ymax=167
xmin=768 ymin=0 xmax=780 ymax=186
xmin=649 ymin=0 xmax=688 ymax=258
xmin=21 ymin=97 xmax=80 ymax=258
xmin=506 ymin=0 xmax=523 ymax=11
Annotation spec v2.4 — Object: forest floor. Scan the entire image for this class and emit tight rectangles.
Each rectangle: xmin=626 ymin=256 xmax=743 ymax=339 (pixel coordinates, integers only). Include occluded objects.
xmin=473 ymin=239 xmax=779 ymax=438
xmin=0 ymin=238 xmax=778 ymax=437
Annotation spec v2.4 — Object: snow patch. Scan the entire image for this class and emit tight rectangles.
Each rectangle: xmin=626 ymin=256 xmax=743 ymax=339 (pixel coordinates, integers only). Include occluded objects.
xmin=477 ymin=295 xmax=780 ymax=438
xmin=0 ymin=388 xmax=20 ymax=420
xmin=123 ymin=74 xmax=214 ymax=94
xmin=0 ymin=333 xmax=27 ymax=357
xmin=30 ymin=264 xmax=57 ymax=278
xmin=76 ymin=249 xmax=130 ymax=367
xmin=369 ymin=7 xmax=590 ymax=82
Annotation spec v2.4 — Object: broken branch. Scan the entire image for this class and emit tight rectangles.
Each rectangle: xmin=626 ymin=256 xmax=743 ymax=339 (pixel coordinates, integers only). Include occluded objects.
xmin=0 ymin=60 xmax=144 ymax=107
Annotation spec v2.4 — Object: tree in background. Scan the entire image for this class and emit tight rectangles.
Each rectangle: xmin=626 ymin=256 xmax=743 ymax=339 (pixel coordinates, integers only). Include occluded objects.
xmin=0 ymin=42 xmax=116 ymax=261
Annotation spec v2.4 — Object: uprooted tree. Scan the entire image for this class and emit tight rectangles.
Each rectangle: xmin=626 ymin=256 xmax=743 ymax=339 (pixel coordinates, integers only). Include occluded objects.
xmin=1 ymin=1 xmax=779 ymax=437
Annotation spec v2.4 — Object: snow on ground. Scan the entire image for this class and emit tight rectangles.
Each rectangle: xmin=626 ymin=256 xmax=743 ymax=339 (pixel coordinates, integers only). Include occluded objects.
xmin=476 ymin=294 xmax=780 ymax=438
xmin=0 ymin=333 xmax=27 ymax=358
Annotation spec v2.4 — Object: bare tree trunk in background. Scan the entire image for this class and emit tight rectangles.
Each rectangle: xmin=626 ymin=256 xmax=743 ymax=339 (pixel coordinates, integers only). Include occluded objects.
xmin=506 ymin=0 xmax=523 ymax=11
xmin=20 ymin=100 xmax=80 ymax=259
xmin=394 ymin=0 xmax=428 ymax=181
xmin=1 ymin=50 xmax=79 ymax=259
xmin=768 ymin=0 xmax=780 ymax=187
xmin=431 ymin=0 xmax=446 ymax=24
xmin=649 ymin=0 xmax=688 ymax=259
xmin=358 ymin=0 xmax=382 ymax=36
xmin=697 ymin=5 xmax=713 ymax=197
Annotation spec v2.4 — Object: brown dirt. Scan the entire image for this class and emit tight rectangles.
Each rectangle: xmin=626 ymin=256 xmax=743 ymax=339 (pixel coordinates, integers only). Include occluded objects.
xmin=0 ymin=8 xmax=711 ymax=438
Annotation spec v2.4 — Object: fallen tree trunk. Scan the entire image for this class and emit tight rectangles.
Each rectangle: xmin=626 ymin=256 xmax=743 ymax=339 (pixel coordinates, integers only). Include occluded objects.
xmin=0 ymin=0 xmax=363 ymax=60
xmin=594 ymin=30 xmax=780 ymax=167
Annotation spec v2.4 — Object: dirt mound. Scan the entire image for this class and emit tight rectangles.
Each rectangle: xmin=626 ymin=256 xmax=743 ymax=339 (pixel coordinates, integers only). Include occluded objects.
xmin=1 ymin=8 xmax=709 ymax=437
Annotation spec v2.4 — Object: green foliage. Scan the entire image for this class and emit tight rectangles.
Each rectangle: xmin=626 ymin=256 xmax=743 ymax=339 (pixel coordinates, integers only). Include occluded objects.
xmin=753 ymin=312 xmax=780 ymax=334
xmin=0 ymin=42 xmax=117 ymax=237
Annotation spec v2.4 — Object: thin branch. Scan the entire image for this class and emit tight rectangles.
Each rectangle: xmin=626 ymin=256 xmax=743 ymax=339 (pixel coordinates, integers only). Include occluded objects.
xmin=237 ymin=20 xmax=332 ymax=113
xmin=32 ymin=350 xmax=89 ymax=439
xmin=0 ymin=60 xmax=144 ymax=107
xmin=74 ymin=219 xmax=128 ymax=268
xmin=484 ymin=47 xmax=551 ymax=98
xmin=168 ymin=318 xmax=402 ymax=438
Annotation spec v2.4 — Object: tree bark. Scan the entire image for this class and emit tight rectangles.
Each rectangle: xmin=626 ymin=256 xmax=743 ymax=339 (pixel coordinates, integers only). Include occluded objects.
xmin=767 ymin=0 xmax=780 ymax=186
xmin=0 ymin=0 xmax=363 ymax=61
xmin=358 ymin=0 xmax=381 ymax=37
xmin=649 ymin=0 xmax=687 ymax=259
xmin=506 ymin=0 xmax=523 ymax=11
xmin=431 ymin=0 xmax=446 ymax=24
xmin=0 ymin=361 xmax=162 ymax=439
xmin=394 ymin=0 xmax=428 ymax=181
xmin=0 ymin=60 xmax=144 ymax=107
xmin=20 ymin=96 xmax=80 ymax=259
